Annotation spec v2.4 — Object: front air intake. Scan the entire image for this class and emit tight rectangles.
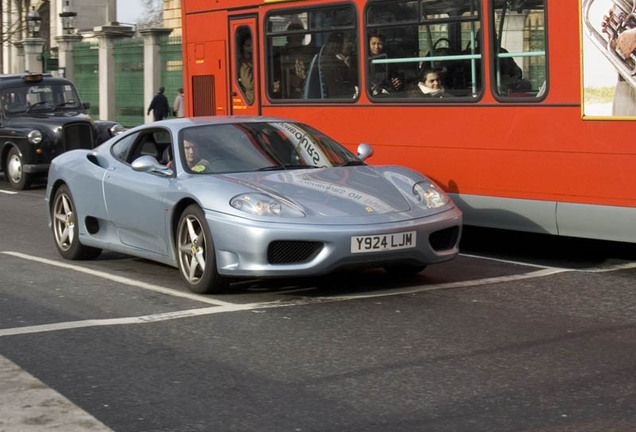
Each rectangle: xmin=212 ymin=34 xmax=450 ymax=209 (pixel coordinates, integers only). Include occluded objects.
xmin=268 ymin=241 xmax=323 ymax=264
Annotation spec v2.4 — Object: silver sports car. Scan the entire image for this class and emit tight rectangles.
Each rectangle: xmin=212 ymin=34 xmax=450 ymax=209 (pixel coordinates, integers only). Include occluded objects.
xmin=46 ymin=117 xmax=462 ymax=294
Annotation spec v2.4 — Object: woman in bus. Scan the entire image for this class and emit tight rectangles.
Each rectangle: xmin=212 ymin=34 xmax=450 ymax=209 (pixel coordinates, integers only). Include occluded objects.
xmin=409 ymin=68 xmax=446 ymax=97
xmin=368 ymin=31 xmax=404 ymax=96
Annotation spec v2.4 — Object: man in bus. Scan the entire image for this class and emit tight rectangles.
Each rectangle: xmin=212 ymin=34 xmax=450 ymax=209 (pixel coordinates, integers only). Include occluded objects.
xmin=272 ymin=22 xmax=314 ymax=99
xmin=238 ymin=33 xmax=255 ymax=104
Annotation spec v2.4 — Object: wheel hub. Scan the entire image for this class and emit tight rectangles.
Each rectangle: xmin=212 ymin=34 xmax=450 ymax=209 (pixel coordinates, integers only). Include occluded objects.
xmin=7 ymin=155 xmax=22 ymax=183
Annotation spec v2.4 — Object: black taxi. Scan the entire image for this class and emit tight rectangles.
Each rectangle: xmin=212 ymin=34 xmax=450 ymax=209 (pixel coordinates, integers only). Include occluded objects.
xmin=0 ymin=73 xmax=124 ymax=189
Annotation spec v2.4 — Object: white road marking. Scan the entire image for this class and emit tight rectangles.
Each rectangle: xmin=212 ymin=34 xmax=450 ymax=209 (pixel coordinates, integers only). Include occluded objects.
xmin=0 ymin=355 xmax=114 ymax=431
xmin=1 ymin=251 xmax=236 ymax=307
xmin=0 ymin=189 xmax=18 ymax=195
xmin=459 ymin=253 xmax=636 ymax=273
xmin=0 ymin=250 xmax=634 ymax=338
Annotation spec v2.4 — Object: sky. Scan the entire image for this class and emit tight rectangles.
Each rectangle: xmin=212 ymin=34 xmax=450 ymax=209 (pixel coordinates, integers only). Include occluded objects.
xmin=117 ymin=0 xmax=144 ymax=25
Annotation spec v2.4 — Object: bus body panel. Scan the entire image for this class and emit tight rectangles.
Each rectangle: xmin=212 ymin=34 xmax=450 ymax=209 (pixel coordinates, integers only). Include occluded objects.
xmin=181 ymin=0 xmax=636 ymax=243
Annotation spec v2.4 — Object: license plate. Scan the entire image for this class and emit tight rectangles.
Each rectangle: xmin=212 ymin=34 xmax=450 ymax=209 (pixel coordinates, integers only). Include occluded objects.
xmin=350 ymin=231 xmax=416 ymax=253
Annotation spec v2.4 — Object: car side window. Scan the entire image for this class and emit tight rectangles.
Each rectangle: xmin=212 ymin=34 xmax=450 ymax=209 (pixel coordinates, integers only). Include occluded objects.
xmin=111 ymin=132 xmax=139 ymax=162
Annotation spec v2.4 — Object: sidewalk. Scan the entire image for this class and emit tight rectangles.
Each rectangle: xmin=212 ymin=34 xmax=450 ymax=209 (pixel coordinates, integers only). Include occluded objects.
xmin=0 ymin=355 xmax=113 ymax=432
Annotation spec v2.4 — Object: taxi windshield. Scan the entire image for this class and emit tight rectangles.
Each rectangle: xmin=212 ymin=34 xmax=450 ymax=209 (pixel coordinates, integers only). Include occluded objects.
xmin=1 ymin=83 xmax=82 ymax=115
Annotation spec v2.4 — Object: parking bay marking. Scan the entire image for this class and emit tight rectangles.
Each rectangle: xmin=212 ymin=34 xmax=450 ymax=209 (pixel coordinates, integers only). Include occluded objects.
xmin=1 ymin=250 xmax=635 ymax=338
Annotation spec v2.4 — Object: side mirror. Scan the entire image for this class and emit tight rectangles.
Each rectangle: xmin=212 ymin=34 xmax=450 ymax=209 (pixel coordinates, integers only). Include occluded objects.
xmin=132 ymin=155 xmax=172 ymax=176
xmin=357 ymin=143 xmax=374 ymax=160
xmin=82 ymin=102 xmax=90 ymax=109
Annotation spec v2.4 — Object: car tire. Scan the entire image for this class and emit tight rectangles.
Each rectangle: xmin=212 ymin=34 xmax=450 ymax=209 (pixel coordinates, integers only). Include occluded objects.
xmin=6 ymin=147 xmax=31 ymax=190
xmin=51 ymin=184 xmax=102 ymax=260
xmin=177 ymin=204 xmax=229 ymax=294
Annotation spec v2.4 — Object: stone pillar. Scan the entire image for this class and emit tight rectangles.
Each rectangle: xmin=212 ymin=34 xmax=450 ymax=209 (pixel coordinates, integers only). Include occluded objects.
xmin=140 ymin=28 xmax=173 ymax=123
xmin=93 ymin=24 xmax=134 ymax=121
xmin=55 ymin=34 xmax=83 ymax=81
xmin=13 ymin=42 xmax=24 ymax=74
xmin=21 ymin=38 xmax=45 ymax=73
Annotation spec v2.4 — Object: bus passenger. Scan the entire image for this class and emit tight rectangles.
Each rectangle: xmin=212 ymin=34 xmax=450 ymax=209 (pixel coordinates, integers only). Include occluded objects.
xmin=409 ymin=69 xmax=446 ymax=98
xmin=368 ymin=31 xmax=404 ymax=96
xmin=320 ymin=32 xmax=359 ymax=99
xmin=272 ymin=23 xmax=313 ymax=99
xmin=238 ymin=33 xmax=255 ymax=104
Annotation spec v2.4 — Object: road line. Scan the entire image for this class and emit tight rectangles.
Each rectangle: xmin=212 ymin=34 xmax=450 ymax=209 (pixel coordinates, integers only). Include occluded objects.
xmin=0 ymin=268 xmax=568 ymax=338
xmin=459 ymin=253 xmax=561 ymax=269
xmin=326 ymin=267 xmax=569 ymax=300
xmin=0 ymin=355 xmax=114 ymax=431
xmin=0 ymin=189 xmax=18 ymax=195
xmin=0 ymin=303 xmax=272 ymax=337
xmin=0 ymin=251 xmax=236 ymax=307
xmin=1 ymin=251 xmax=634 ymax=339
xmin=459 ymin=253 xmax=636 ymax=273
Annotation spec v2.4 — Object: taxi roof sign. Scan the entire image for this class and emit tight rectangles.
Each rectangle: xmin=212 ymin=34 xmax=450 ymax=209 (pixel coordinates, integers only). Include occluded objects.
xmin=23 ymin=73 xmax=43 ymax=82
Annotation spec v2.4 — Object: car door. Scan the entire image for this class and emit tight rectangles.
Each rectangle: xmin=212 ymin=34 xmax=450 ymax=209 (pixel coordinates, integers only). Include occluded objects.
xmin=103 ymin=128 xmax=175 ymax=256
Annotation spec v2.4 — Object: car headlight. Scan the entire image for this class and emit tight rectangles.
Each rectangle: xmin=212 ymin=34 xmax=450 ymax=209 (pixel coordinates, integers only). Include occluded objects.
xmin=109 ymin=123 xmax=125 ymax=136
xmin=28 ymin=130 xmax=42 ymax=144
xmin=230 ymin=193 xmax=305 ymax=218
xmin=413 ymin=182 xmax=450 ymax=209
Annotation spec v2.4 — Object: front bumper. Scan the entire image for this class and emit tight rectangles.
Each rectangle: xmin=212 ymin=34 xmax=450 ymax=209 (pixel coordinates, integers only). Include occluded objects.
xmin=207 ymin=207 xmax=462 ymax=277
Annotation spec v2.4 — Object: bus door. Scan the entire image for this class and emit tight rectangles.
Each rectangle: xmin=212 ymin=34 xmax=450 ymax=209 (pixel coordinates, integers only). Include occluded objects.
xmin=229 ymin=17 xmax=260 ymax=115
xmin=187 ymin=40 xmax=227 ymax=116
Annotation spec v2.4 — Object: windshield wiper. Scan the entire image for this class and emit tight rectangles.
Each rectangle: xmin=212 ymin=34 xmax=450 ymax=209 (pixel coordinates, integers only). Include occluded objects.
xmin=56 ymin=101 xmax=78 ymax=108
xmin=26 ymin=101 xmax=49 ymax=112
xmin=257 ymin=165 xmax=285 ymax=171
xmin=340 ymin=160 xmax=366 ymax=167
xmin=258 ymin=164 xmax=321 ymax=171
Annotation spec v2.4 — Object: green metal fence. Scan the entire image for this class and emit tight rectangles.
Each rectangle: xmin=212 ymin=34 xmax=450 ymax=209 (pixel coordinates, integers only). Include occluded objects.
xmin=160 ymin=35 xmax=184 ymax=116
xmin=114 ymin=37 xmax=144 ymax=127
xmin=73 ymin=40 xmax=99 ymax=117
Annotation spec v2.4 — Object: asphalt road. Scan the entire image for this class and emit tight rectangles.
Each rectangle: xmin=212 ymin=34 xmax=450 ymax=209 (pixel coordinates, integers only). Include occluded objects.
xmin=1 ymin=183 xmax=636 ymax=432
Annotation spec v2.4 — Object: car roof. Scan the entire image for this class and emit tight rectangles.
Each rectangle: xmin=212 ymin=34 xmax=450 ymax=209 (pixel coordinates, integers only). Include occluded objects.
xmin=0 ymin=73 xmax=72 ymax=87
xmin=140 ymin=116 xmax=299 ymax=129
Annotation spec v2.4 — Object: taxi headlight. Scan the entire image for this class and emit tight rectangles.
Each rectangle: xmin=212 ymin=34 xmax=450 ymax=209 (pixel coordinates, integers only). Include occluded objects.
xmin=230 ymin=193 xmax=305 ymax=218
xmin=413 ymin=182 xmax=449 ymax=209
xmin=28 ymin=130 xmax=42 ymax=144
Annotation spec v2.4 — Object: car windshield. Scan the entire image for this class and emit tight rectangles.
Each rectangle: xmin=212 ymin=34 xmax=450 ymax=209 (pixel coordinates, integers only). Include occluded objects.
xmin=180 ymin=121 xmax=361 ymax=174
xmin=1 ymin=83 xmax=82 ymax=115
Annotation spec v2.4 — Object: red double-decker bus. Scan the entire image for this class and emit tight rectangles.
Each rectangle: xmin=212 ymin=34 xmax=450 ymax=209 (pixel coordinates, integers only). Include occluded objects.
xmin=180 ymin=0 xmax=636 ymax=243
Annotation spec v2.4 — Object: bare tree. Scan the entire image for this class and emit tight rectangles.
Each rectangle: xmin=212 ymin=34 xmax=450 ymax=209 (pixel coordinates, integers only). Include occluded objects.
xmin=136 ymin=0 xmax=163 ymax=29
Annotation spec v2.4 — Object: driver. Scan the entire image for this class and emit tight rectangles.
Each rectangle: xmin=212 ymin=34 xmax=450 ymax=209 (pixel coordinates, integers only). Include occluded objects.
xmin=183 ymin=139 xmax=209 ymax=173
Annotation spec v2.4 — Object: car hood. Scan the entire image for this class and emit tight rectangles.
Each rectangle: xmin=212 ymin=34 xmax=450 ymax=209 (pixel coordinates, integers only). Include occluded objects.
xmin=216 ymin=166 xmax=418 ymax=217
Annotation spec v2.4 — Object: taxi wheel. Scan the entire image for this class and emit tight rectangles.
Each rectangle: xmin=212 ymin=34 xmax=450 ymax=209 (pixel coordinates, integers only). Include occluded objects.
xmin=6 ymin=147 xmax=31 ymax=190
xmin=177 ymin=204 xmax=229 ymax=294
xmin=51 ymin=185 xmax=102 ymax=260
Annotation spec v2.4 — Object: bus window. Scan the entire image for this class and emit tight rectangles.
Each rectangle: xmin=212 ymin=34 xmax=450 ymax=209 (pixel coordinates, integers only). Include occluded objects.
xmin=236 ymin=26 xmax=255 ymax=105
xmin=366 ymin=0 xmax=482 ymax=100
xmin=490 ymin=0 xmax=547 ymax=99
xmin=265 ymin=5 xmax=358 ymax=101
